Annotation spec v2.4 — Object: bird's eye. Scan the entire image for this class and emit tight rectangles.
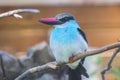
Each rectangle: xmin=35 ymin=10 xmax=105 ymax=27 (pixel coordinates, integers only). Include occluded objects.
xmin=59 ymin=17 xmax=69 ymax=22
xmin=64 ymin=17 xmax=68 ymax=20
xmin=64 ymin=17 xmax=69 ymax=21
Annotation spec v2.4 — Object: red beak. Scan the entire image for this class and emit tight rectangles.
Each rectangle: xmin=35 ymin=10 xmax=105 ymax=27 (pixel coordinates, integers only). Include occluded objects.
xmin=38 ymin=18 xmax=63 ymax=25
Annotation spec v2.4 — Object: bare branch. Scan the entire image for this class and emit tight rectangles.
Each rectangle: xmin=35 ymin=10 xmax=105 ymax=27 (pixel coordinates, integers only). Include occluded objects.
xmin=101 ymin=47 xmax=120 ymax=80
xmin=13 ymin=14 xmax=23 ymax=19
xmin=15 ymin=42 xmax=120 ymax=80
xmin=15 ymin=62 xmax=57 ymax=80
xmin=72 ymin=42 xmax=120 ymax=62
xmin=0 ymin=9 xmax=40 ymax=18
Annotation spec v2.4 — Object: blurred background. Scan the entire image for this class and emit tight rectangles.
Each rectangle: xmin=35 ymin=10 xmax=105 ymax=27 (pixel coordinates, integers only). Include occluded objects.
xmin=0 ymin=0 xmax=120 ymax=80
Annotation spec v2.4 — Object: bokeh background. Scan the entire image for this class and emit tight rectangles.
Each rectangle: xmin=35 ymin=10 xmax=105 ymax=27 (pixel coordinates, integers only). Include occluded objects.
xmin=0 ymin=0 xmax=120 ymax=80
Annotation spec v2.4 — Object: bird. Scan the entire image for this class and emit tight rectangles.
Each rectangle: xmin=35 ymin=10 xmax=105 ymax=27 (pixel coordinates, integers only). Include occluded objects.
xmin=39 ymin=13 xmax=89 ymax=80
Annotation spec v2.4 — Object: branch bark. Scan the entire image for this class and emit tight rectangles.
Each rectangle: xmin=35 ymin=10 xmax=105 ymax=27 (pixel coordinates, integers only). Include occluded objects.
xmin=72 ymin=42 xmax=120 ymax=62
xmin=15 ymin=62 xmax=57 ymax=80
xmin=0 ymin=9 xmax=40 ymax=18
xmin=15 ymin=42 xmax=120 ymax=80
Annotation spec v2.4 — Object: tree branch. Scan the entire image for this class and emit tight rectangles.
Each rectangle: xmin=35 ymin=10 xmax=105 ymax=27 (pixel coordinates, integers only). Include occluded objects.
xmin=0 ymin=9 xmax=40 ymax=18
xmin=101 ymin=47 xmax=120 ymax=80
xmin=15 ymin=62 xmax=57 ymax=80
xmin=72 ymin=42 xmax=120 ymax=62
xmin=15 ymin=42 xmax=120 ymax=80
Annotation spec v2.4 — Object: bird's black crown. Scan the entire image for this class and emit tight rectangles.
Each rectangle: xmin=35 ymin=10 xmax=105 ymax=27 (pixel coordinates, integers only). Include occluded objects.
xmin=56 ymin=13 xmax=75 ymax=23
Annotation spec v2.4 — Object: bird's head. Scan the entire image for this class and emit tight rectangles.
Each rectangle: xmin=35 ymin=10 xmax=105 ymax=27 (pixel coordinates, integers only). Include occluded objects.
xmin=39 ymin=13 xmax=76 ymax=28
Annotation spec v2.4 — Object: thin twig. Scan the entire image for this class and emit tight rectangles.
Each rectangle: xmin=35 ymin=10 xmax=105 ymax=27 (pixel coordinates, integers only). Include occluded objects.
xmin=15 ymin=42 xmax=120 ymax=80
xmin=0 ymin=9 xmax=40 ymax=18
xmin=101 ymin=47 xmax=120 ymax=80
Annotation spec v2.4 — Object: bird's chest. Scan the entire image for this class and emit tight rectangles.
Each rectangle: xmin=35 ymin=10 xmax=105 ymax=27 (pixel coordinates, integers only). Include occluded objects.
xmin=50 ymin=28 xmax=81 ymax=62
xmin=50 ymin=40 xmax=80 ymax=62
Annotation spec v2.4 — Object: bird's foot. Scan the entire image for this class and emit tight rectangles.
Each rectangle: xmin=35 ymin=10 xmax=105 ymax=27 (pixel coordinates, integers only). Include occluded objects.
xmin=57 ymin=62 xmax=66 ymax=70
xmin=69 ymin=56 xmax=74 ymax=63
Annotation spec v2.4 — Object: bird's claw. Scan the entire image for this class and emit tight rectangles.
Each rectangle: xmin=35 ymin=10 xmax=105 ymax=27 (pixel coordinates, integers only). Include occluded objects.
xmin=69 ymin=56 xmax=74 ymax=63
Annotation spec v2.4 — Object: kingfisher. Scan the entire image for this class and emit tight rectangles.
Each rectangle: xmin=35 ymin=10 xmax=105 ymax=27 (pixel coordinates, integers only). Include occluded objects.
xmin=39 ymin=13 xmax=89 ymax=80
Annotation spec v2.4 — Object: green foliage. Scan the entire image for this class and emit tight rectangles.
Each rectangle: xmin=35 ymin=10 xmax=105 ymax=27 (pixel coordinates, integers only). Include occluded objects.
xmin=114 ymin=76 xmax=120 ymax=80
xmin=96 ymin=56 xmax=103 ymax=65
xmin=90 ymin=70 xmax=97 ymax=77
xmin=111 ymin=67 xmax=120 ymax=80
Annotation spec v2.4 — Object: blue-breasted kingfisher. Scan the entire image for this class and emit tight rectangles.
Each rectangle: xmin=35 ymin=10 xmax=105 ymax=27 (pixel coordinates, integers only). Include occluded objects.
xmin=39 ymin=13 xmax=89 ymax=80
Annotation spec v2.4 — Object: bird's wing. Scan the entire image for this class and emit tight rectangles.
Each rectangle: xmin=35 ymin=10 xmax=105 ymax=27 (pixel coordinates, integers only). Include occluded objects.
xmin=77 ymin=28 xmax=88 ymax=64
xmin=77 ymin=28 xmax=88 ymax=43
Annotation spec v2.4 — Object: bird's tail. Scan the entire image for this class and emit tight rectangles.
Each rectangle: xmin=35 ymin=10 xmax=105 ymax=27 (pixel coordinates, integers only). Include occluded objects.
xmin=67 ymin=63 xmax=89 ymax=80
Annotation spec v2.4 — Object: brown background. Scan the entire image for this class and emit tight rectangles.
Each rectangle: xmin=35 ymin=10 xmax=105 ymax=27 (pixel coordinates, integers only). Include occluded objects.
xmin=0 ymin=6 xmax=120 ymax=52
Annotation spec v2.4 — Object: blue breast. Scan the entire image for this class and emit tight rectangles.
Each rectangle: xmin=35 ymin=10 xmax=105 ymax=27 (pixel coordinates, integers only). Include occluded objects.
xmin=50 ymin=27 xmax=79 ymax=44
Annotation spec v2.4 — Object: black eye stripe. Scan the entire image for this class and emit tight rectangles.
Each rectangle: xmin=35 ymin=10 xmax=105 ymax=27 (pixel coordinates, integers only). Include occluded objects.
xmin=59 ymin=17 xmax=69 ymax=20
xmin=59 ymin=16 xmax=74 ymax=22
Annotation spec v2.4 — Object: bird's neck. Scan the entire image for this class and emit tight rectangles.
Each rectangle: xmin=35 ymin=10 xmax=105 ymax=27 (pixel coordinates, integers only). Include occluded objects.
xmin=50 ymin=21 xmax=80 ymax=44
